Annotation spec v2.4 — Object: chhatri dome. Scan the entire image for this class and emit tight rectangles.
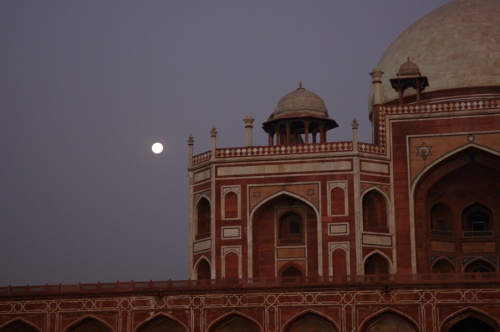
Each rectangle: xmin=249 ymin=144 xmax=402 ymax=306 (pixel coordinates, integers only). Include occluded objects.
xmin=263 ymin=83 xmax=338 ymax=145
xmin=269 ymin=82 xmax=330 ymax=120
xmin=369 ymin=0 xmax=500 ymax=112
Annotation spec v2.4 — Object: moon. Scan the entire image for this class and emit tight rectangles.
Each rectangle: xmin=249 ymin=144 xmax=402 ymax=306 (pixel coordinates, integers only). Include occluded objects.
xmin=151 ymin=142 xmax=163 ymax=154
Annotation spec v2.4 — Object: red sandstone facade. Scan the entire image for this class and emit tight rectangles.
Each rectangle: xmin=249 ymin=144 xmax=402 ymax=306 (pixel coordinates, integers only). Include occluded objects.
xmin=2 ymin=1 xmax=500 ymax=331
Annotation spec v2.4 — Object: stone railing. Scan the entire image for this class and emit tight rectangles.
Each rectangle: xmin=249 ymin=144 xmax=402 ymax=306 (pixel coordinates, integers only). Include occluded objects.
xmin=2 ymin=273 xmax=499 ymax=297
xmin=380 ymin=99 xmax=500 ymax=115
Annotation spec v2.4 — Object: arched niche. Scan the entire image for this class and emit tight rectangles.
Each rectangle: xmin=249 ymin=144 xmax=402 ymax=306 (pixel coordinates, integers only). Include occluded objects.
xmin=364 ymin=252 xmax=391 ymax=275
xmin=207 ymin=313 xmax=260 ymax=332
xmin=463 ymin=258 xmax=497 ymax=273
xmin=0 ymin=319 xmax=40 ymax=332
xmin=283 ymin=312 xmax=338 ymax=332
xmin=362 ymin=189 xmax=389 ymax=233
xmin=223 ymin=191 xmax=239 ymax=219
xmin=65 ymin=317 xmax=113 ymax=332
xmin=195 ymin=196 xmax=211 ymax=239
xmin=135 ymin=314 xmax=186 ymax=332
xmin=432 ymin=257 xmax=456 ymax=273
xmin=194 ymin=257 xmax=211 ymax=280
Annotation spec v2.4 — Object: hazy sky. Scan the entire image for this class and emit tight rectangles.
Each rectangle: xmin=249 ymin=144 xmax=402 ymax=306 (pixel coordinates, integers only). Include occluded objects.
xmin=0 ymin=1 xmax=449 ymax=286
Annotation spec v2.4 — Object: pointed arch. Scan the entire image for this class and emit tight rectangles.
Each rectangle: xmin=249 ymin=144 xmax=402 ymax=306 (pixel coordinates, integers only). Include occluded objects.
xmin=207 ymin=312 xmax=261 ymax=332
xmin=194 ymin=256 xmax=211 ymax=280
xmin=441 ymin=307 xmax=500 ymax=332
xmin=222 ymin=189 xmax=239 ymax=219
xmin=195 ymin=195 xmax=211 ymax=240
xmin=364 ymin=251 xmax=391 ymax=275
xmin=463 ymin=258 xmax=497 ymax=273
xmin=432 ymin=257 xmax=456 ymax=273
xmin=283 ymin=311 xmax=338 ymax=332
xmin=65 ymin=316 xmax=113 ymax=332
xmin=330 ymin=244 xmax=349 ymax=276
xmin=462 ymin=203 xmax=493 ymax=237
xmin=362 ymin=188 xmax=389 ymax=233
xmin=360 ymin=309 xmax=418 ymax=332
xmin=280 ymin=264 xmax=303 ymax=278
xmin=248 ymin=191 xmax=321 ymax=279
xmin=135 ymin=314 xmax=187 ymax=332
xmin=222 ymin=247 xmax=240 ymax=279
xmin=0 ymin=318 xmax=41 ymax=332
xmin=412 ymin=145 xmax=500 ymax=273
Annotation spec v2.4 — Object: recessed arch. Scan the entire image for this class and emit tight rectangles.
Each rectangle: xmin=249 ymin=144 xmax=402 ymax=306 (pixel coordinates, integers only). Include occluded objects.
xmin=432 ymin=257 xmax=456 ymax=273
xmin=362 ymin=188 xmax=389 ymax=233
xmin=194 ymin=256 xmax=211 ymax=280
xmin=279 ymin=263 xmax=303 ymax=278
xmin=412 ymin=145 xmax=500 ymax=273
xmin=207 ymin=312 xmax=261 ymax=332
xmin=65 ymin=316 xmax=113 ymax=332
xmin=364 ymin=251 xmax=392 ymax=275
xmin=360 ymin=309 xmax=418 ymax=332
xmin=463 ymin=257 xmax=497 ymax=273
xmin=248 ymin=191 xmax=321 ymax=279
xmin=0 ymin=318 xmax=41 ymax=332
xmin=283 ymin=311 xmax=338 ymax=332
xmin=441 ymin=307 xmax=500 ymax=332
xmin=195 ymin=195 xmax=211 ymax=239
xmin=135 ymin=314 xmax=187 ymax=332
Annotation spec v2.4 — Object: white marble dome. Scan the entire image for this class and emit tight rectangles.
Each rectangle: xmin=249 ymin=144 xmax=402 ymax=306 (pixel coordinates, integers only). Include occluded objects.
xmin=369 ymin=0 xmax=500 ymax=112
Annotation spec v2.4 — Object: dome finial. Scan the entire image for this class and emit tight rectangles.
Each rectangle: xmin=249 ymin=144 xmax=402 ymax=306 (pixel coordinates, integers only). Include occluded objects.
xmin=299 ymin=81 xmax=303 ymax=89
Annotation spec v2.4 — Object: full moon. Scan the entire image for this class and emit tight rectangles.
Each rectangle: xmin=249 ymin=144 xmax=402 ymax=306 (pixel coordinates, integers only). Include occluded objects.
xmin=151 ymin=142 xmax=163 ymax=154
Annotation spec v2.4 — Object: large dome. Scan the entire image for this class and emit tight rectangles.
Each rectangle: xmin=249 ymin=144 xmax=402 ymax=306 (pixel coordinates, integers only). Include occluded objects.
xmin=270 ymin=84 xmax=329 ymax=120
xmin=369 ymin=0 xmax=500 ymax=110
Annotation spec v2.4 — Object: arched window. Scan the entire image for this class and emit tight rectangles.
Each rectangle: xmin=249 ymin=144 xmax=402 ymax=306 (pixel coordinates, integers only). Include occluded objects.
xmin=279 ymin=212 xmax=304 ymax=245
xmin=462 ymin=203 xmax=493 ymax=237
xmin=364 ymin=253 xmax=390 ymax=275
xmin=362 ymin=190 xmax=388 ymax=232
xmin=430 ymin=202 xmax=453 ymax=236
xmin=195 ymin=258 xmax=211 ymax=280
xmin=196 ymin=197 xmax=211 ymax=239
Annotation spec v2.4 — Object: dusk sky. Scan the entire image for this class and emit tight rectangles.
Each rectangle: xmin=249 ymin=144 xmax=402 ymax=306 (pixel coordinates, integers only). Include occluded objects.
xmin=0 ymin=1 xmax=449 ymax=286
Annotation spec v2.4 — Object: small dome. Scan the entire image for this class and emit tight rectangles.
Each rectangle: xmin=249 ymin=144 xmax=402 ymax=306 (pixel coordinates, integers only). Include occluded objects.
xmin=271 ymin=84 xmax=329 ymax=120
xmin=397 ymin=60 xmax=421 ymax=77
